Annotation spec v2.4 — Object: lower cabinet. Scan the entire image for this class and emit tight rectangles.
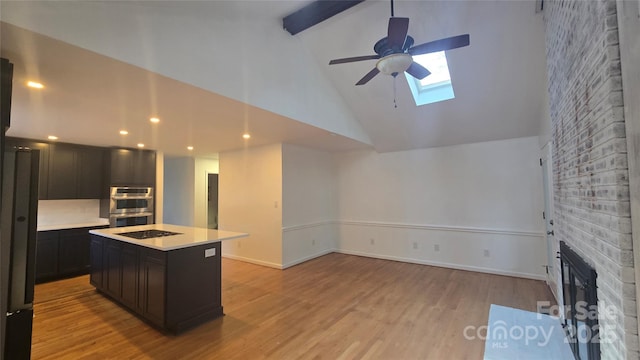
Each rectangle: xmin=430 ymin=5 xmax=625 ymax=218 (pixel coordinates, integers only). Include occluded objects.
xmin=139 ymin=249 xmax=166 ymax=327
xmin=36 ymin=225 xmax=109 ymax=283
xmin=89 ymin=235 xmax=222 ymax=333
xmin=35 ymin=232 xmax=59 ymax=281
xmin=89 ymin=236 xmax=104 ymax=288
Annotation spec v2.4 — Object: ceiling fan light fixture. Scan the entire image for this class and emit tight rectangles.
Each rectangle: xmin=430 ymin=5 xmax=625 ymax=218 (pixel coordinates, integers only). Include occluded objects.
xmin=376 ymin=53 xmax=413 ymax=76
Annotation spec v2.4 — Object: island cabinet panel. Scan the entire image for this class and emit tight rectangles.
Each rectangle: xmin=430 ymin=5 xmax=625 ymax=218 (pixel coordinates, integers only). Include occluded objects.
xmin=121 ymin=243 xmax=139 ymax=310
xmin=104 ymin=241 xmax=123 ymax=299
xmin=139 ymin=249 xmax=166 ymax=327
xmin=165 ymin=242 xmax=222 ymax=332
xmin=90 ymin=236 xmax=104 ymax=288
xmin=89 ymin=234 xmax=223 ymax=334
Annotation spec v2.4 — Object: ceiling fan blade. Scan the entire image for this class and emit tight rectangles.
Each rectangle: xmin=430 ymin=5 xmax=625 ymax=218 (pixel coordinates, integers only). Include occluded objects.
xmin=387 ymin=17 xmax=409 ymax=49
xmin=405 ymin=62 xmax=431 ymax=80
xmin=356 ymin=68 xmax=380 ymax=85
xmin=329 ymin=55 xmax=380 ymax=65
xmin=408 ymin=34 xmax=470 ymax=55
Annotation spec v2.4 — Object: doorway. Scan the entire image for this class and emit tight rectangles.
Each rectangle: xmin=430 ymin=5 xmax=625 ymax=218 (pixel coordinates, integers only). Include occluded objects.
xmin=541 ymin=142 xmax=561 ymax=302
xmin=207 ymin=173 xmax=218 ymax=229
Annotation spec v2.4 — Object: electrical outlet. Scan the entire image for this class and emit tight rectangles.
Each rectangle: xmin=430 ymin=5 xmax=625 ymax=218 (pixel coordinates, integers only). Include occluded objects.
xmin=370 ymin=238 xmax=375 ymax=245
xmin=412 ymin=242 xmax=418 ymax=250
xmin=434 ymin=244 xmax=440 ymax=252
xmin=312 ymin=239 xmax=316 ymax=246
xmin=483 ymin=249 xmax=490 ymax=257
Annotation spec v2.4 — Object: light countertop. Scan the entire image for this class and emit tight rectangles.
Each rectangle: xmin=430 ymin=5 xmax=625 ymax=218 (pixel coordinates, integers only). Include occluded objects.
xmin=89 ymin=223 xmax=248 ymax=251
xmin=38 ymin=218 xmax=110 ymax=232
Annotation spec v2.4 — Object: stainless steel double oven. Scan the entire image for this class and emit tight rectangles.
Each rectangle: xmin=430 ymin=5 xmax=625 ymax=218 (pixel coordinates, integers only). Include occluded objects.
xmin=109 ymin=186 xmax=154 ymax=227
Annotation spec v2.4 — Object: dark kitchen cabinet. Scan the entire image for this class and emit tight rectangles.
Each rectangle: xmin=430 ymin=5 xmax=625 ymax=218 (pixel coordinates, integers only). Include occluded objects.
xmin=107 ymin=148 xmax=156 ymax=187
xmin=90 ymin=235 xmax=222 ymax=334
xmin=121 ymin=243 xmax=139 ymax=309
xmin=5 ymin=137 xmax=49 ymax=199
xmin=57 ymin=228 xmax=91 ymax=275
xmin=139 ymin=248 xmax=166 ymax=327
xmin=104 ymin=240 xmax=122 ymax=299
xmin=48 ymin=143 xmax=106 ymax=200
xmin=48 ymin=144 xmax=78 ymax=199
xmin=36 ymin=225 xmax=109 ymax=283
xmin=6 ymin=137 xmax=106 ymax=200
xmin=35 ymin=231 xmax=59 ymax=281
xmin=77 ymin=146 xmax=104 ymax=199
xmin=90 ymin=236 xmax=104 ymax=288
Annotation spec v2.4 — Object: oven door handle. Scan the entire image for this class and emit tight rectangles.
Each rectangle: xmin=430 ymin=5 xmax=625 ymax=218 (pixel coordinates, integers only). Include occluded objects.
xmin=111 ymin=195 xmax=153 ymax=200
xmin=110 ymin=212 xmax=153 ymax=219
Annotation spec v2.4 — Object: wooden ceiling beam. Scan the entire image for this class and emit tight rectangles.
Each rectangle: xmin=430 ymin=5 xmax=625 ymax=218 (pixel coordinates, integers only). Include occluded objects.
xmin=283 ymin=0 xmax=366 ymax=35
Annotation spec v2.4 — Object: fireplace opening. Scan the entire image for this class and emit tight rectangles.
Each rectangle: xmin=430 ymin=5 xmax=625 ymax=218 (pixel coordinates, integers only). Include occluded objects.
xmin=560 ymin=241 xmax=600 ymax=360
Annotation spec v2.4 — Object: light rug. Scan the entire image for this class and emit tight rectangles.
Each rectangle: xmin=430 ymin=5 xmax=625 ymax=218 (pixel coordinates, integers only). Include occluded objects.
xmin=482 ymin=304 xmax=575 ymax=360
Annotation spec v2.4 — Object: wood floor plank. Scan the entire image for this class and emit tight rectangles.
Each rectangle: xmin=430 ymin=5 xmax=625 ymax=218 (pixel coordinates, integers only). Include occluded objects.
xmin=31 ymin=253 xmax=554 ymax=359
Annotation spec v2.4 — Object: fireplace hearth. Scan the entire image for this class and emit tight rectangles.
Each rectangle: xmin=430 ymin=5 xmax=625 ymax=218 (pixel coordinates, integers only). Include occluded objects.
xmin=560 ymin=241 xmax=600 ymax=360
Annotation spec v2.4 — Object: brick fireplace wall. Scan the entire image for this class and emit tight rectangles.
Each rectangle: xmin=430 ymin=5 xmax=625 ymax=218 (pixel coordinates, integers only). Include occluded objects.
xmin=543 ymin=0 xmax=638 ymax=358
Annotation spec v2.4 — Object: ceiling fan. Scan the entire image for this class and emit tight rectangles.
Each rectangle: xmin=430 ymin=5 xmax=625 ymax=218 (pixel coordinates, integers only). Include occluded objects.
xmin=328 ymin=0 xmax=470 ymax=86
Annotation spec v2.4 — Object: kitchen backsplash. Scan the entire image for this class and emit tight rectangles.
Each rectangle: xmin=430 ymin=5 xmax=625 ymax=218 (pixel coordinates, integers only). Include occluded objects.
xmin=38 ymin=199 xmax=103 ymax=226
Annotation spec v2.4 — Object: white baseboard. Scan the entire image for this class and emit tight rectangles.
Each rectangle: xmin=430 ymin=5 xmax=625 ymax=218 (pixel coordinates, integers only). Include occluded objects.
xmin=221 ymin=253 xmax=283 ymax=269
xmin=282 ymin=249 xmax=334 ymax=269
xmin=223 ymin=249 xmax=546 ymax=280
xmin=335 ymin=249 xmax=547 ymax=281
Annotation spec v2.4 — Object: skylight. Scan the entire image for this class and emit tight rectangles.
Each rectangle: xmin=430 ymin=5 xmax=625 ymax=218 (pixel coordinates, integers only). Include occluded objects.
xmin=405 ymin=51 xmax=455 ymax=106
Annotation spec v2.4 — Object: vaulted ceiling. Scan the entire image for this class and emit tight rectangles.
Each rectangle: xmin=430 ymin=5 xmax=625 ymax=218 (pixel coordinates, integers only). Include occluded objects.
xmin=0 ymin=0 xmax=548 ymax=157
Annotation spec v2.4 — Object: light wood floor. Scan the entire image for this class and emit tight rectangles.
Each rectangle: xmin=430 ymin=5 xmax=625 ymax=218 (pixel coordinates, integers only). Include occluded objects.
xmin=32 ymin=253 xmax=554 ymax=359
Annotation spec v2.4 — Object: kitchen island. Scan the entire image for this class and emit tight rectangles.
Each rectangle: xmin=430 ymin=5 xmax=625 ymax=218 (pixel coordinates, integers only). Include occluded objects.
xmin=89 ymin=224 xmax=247 ymax=334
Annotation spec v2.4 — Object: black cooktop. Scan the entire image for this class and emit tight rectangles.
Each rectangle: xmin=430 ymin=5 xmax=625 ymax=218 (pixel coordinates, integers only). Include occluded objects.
xmin=117 ymin=229 xmax=182 ymax=239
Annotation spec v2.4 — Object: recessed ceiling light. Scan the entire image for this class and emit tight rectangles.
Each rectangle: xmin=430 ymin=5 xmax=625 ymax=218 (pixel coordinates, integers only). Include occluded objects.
xmin=150 ymin=117 xmax=160 ymax=123
xmin=119 ymin=130 xmax=129 ymax=135
xmin=27 ymin=81 xmax=44 ymax=89
xmin=187 ymin=146 xmax=194 ymax=151
xmin=137 ymin=143 xmax=145 ymax=148
xmin=47 ymin=135 xmax=58 ymax=140
xmin=242 ymin=133 xmax=251 ymax=139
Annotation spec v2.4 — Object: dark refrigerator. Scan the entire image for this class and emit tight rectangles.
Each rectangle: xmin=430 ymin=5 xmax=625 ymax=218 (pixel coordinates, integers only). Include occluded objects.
xmin=1 ymin=58 xmax=39 ymax=359
xmin=1 ymin=149 xmax=39 ymax=359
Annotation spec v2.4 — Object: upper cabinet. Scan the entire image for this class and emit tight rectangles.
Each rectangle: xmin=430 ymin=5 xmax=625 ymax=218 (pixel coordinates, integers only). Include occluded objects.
xmin=106 ymin=148 xmax=156 ymax=187
xmin=48 ymin=144 xmax=78 ymax=199
xmin=6 ymin=138 xmax=156 ymax=199
xmin=48 ymin=143 xmax=105 ymax=200
xmin=5 ymin=137 xmax=50 ymax=199
xmin=77 ymin=146 xmax=105 ymax=198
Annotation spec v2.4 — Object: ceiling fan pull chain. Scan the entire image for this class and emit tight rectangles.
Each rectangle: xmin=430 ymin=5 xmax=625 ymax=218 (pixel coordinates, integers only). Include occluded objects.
xmin=393 ymin=76 xmax=398 ymax=108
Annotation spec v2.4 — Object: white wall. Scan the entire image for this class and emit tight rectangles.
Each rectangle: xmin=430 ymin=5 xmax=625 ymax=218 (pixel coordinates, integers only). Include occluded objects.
xmin=282 ymin=144 xmax=337 ymax=268
xmin=162 ymin=156 xmax=195 ymax=226
xmin=219 ymin=144 xmax=283 ymax=268
xmin=193 ymin=157 xmax=218 ymax=228
xmin=334 ymin=136 xmax=546 ymax=279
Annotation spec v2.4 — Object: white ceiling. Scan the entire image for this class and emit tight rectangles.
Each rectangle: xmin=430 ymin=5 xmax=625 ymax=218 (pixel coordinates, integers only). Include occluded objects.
xmin=0 ymin=0 xmax=548 ymax=157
